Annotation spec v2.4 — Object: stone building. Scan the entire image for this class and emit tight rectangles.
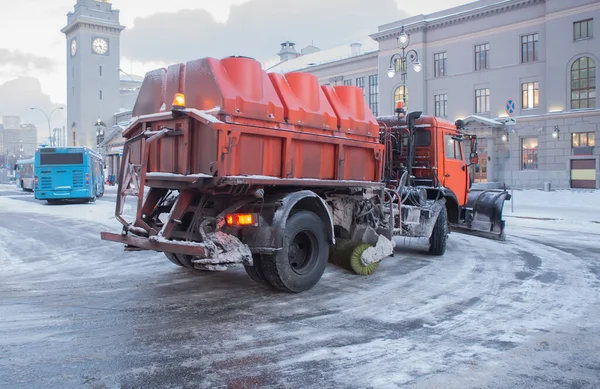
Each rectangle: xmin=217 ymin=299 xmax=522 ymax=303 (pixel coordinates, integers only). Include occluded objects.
xmin=271 ymin=0 xmax=600 ymax=189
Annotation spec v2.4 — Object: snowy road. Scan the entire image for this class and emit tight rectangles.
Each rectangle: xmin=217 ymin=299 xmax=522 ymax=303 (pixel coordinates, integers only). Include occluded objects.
xmin=1 ymin=185 xmax=599 ymax=389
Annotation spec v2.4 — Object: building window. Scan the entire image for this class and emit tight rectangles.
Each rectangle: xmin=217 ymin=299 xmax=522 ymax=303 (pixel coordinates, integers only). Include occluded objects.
xmin=99 ymin=90 xmax=103 ymax=100
xmin=99 ymin=66 xmax=103 ymax=76
xmin=574 ymin=19 xmax=593 ymax=40
xmin=435 ymin=94 xmax=448 ymax=117
xmin=475 ymin=88 xmax=490 ymax=113
xmin=394 ymin=86 xmax=408 ymax=110
xmin=343 ymin=79 xmax=352 ymax=86
xmin=521 ymin=33 xmax=539 ymax=63
xmin=571 ymin=57 xmax=596 ymax=109
xmin=356 ymin=77 xmax=365 ymax=98
xmin=521 ymin=137 xmax=539 ymax=170
xmin=434 ymin=52 xmax=447 ymax=77
xmin=474 ymin=43 xmax=489 ymax=70
xmin=572 ymin=132 xmax=595 ymax=147
xmin=521 ymin=82 xmax=539 ymax=109
xmin=368 ymin=75 xmax=379 ymax=116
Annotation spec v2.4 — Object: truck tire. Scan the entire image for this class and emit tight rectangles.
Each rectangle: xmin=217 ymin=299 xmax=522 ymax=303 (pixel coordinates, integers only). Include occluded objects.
xmin=244 ymin=254 xmax=269 ymax=286
xmin=174 ymin=253 xmax=203 ymax=270
xmin=164 ymin=252 xmax=184 ymax=267
xmin=260 ymin=211 xmax=329 ymax=293
xmin=429 ymin=205 xmax=448 ymax=256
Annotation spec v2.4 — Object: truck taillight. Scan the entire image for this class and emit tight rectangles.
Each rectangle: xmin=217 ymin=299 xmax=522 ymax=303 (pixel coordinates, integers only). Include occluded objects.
xmin=226 ymin=213 xmax=258 ymax=227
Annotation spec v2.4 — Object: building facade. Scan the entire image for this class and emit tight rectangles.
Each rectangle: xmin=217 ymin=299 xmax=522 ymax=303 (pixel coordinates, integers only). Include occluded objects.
xmin=61 ymin=0 xmax=125 ymax=149
xmin=273 ymin=0 xmax=600 ymax=189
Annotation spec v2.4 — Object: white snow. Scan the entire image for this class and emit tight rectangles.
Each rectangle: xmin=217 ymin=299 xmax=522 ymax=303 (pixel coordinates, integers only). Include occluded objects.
xmin=503 ymin=189 xmax=600 ymax=233
xmin=361 ymin=234 xmax=395 ymax=265
xmin=186 ymin=108 xmax=223 ymax=123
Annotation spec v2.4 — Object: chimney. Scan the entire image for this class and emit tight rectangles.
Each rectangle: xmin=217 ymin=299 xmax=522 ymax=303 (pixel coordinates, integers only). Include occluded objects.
xmin=350 ymin=42 xmax=362 ymax=56
xmin=278 ymin=41 xmax=299 ymax=61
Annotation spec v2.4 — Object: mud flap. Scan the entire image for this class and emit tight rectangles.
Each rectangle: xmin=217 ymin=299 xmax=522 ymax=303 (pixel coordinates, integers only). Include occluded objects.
xmin=451 ymin=189 xmax=511 ymax=241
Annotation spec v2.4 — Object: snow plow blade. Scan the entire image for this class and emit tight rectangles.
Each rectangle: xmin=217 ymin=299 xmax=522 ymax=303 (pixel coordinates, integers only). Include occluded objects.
xmin=451 ymin=189 xmax=511 ymax=241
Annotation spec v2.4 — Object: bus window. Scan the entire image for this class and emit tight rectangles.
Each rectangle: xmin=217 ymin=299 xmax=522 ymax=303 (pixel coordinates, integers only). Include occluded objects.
xmin=40 ymin=153 xmax=84 ymax=165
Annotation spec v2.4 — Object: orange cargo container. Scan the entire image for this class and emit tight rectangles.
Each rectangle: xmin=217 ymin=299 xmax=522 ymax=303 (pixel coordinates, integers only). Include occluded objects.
xmin=125 ymin=56 xmax=384 ymax=185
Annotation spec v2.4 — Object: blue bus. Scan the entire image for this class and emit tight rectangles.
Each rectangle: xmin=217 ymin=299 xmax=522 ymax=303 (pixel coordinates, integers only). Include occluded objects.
xmin=34 ymin=147 xmax=105 ymax=204
xmin=15 ymin=158 xmax=35 ymax=191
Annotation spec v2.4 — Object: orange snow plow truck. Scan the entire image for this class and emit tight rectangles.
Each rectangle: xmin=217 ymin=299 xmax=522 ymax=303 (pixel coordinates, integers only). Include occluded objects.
xmin=100 ymin=56 xmax=510 ymax=293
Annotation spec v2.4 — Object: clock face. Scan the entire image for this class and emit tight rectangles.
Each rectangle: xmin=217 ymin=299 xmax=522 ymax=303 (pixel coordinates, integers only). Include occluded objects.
xmin=70 ymin=39 xmax=77 ymax=56
xmin=92 ymin=38 xmax=108 ymax=55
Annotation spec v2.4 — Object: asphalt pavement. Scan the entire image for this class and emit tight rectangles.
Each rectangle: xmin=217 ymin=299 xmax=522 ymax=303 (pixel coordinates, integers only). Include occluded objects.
xmin=1 ymin=187 xmax=599 ymax=389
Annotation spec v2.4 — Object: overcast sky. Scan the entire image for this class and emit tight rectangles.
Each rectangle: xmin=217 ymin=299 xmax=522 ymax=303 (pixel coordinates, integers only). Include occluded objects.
xmin=0 ymin=0 xmax=475 ymax=130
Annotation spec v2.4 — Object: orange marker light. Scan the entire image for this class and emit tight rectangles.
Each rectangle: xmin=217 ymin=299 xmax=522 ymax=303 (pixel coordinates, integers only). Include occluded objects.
xmin=225 ymin=213 xmax=257 ymax=227
xmin=172 ymin=93 xmax=186 ymax=109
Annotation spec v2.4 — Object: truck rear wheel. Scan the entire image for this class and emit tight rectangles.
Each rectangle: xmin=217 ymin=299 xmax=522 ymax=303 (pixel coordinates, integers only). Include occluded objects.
xmin=260 ymin=211 xmax=329 ymax=293
xmin=429 ymin=205 xmax=448 ymax=256
xmin=164 ymin=252 xmax=184 ymax=267
xmin=164 ymin=252 xmax=205 ymax=271
xmin=244 ymin=254 xmax=269 ymax=286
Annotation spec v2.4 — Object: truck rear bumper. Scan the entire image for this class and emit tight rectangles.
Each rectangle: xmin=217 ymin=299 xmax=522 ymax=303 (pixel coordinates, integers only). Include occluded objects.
xmin=100 ymin=232 xmax=208 ymax=257
xmin=100 ymin=231 xmax=253 ymax=270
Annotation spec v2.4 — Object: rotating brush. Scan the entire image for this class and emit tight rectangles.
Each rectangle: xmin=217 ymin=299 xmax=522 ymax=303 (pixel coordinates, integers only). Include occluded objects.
xmin=328 ymin=239 xmax=379 ymax=276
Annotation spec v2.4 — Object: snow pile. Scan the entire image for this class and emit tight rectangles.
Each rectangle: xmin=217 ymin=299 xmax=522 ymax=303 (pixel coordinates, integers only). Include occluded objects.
xmin=503 ymin=189 xmax=600 ymax=234
xmin=504 ymin=189 xmax=600 ymax=221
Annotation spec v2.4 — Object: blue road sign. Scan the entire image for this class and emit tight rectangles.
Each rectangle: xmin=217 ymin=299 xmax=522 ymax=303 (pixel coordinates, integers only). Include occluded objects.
xmin=505 ymin=99 xmax=516 ymax=115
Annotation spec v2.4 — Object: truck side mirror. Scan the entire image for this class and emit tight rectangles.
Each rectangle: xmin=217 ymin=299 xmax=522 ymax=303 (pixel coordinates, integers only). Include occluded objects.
xmin=469 ymin=152 xmax=479 ymax=166
xmin=470 ymin=137 xmax=478 ymax=153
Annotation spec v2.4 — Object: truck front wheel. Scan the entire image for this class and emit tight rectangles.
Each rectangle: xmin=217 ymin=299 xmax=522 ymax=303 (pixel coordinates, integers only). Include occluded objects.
xmin=429 ymin=205 xmax=448 ymax=256
xmin=261 ymin=211 xmax=329 ymax=293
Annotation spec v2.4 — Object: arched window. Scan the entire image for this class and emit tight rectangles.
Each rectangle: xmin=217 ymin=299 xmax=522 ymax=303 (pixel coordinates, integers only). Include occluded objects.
xmin=394 ymin=85 xmax=408 ymax=109
xmin=571 ymin=56 xmax=596 ymax=109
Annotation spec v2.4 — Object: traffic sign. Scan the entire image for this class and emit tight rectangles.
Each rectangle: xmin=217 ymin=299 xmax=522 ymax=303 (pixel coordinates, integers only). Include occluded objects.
xmin=505 ymin=99 xmax=516 ymax=115
xmin=504 ymin=117 xmax=517 ymax=126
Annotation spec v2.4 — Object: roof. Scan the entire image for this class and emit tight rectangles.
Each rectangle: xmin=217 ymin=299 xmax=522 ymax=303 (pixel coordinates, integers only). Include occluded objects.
xmin=119 ymin=73 xmax=144 ymax=83
xmin=266 ymin=38 xmax=379 ymax=74
xmin=462 ymin=115 xmax=505 ymax=127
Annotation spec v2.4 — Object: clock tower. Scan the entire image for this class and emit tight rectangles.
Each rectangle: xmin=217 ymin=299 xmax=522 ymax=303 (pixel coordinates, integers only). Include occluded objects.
xmin=61 ymin=0 xmax=125 ymax=148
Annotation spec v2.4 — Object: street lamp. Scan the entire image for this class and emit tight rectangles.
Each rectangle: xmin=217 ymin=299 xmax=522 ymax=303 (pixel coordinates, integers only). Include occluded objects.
xmin=30 ymin=106 xmax=64 ymax=147
xmin=95 ymin=118 xmax=106 ymax=150
xmin=387 ymin=25 xmax=422 ymax=110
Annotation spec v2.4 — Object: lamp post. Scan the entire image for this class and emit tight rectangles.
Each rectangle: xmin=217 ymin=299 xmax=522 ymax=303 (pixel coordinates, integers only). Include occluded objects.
xmin=386 ymin=25 xmax=422 ymax=111
xmin=30 ymin=106 xmax=64 ymax=147
xmin=95 ymin=118 xmax=105 ymax=152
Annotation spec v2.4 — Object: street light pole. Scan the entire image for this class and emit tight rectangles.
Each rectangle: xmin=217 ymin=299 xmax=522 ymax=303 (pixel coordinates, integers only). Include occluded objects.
xmin=387 ymin=25 xmax=422 ymax=111
xmin=30 ymin=107 xmax=64 ymax=147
